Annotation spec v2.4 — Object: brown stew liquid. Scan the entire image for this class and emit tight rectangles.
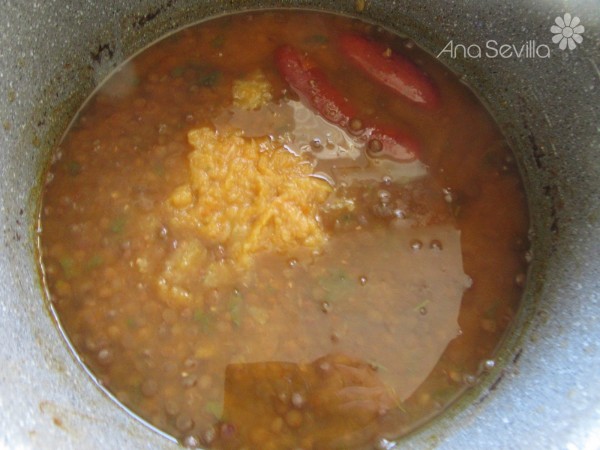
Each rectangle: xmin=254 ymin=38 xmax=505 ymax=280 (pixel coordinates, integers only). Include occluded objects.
xmin=39 ymin=11 xmax=529 ymax=450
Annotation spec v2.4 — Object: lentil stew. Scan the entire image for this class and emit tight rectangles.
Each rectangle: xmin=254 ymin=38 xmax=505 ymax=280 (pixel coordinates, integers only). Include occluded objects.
xmin=38 ymin=10 xmax=529 ymax=450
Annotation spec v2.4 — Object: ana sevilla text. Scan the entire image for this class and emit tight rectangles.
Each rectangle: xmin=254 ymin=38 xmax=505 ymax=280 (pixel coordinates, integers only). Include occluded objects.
xmin=437 ymin=40 xmax=551 ymax=59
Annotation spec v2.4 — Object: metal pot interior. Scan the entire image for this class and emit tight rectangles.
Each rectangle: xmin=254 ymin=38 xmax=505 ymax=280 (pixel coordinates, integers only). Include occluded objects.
xmin=0 ymin=1 xmax=598 ymax=448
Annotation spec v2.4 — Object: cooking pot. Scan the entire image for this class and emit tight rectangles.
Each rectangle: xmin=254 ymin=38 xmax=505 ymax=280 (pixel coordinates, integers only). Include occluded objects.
xmin=1 ymin=0 xmax=599 ymax=448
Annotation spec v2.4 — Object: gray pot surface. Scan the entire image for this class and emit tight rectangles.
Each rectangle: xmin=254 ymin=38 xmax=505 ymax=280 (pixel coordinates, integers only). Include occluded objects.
xmin=1 ymin=1 xmax=599 ymax=449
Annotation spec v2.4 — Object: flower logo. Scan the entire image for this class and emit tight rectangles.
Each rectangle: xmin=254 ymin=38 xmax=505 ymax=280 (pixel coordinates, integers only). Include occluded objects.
xmin=551 ymin=13 xmax=584 ymax=50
